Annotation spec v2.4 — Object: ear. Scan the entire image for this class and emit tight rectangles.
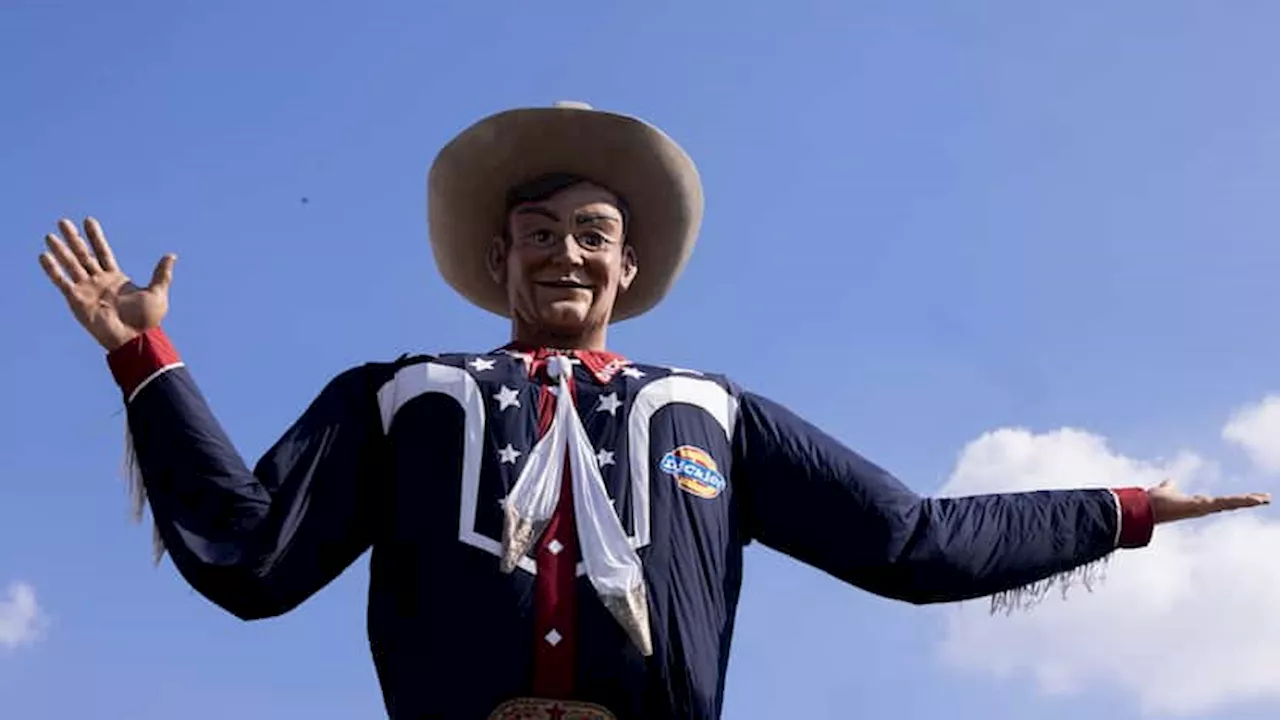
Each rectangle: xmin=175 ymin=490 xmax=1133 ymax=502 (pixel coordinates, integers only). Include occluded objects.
xmin=618 ymin=244 xmax=639 ymax=291
xmin=485 ymin=236 xmax=507 ymax=285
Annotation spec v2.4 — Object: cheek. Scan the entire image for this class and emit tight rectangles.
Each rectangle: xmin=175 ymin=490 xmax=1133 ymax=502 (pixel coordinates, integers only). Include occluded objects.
xmin=505 ymin=255 xmax=539 ymax=293
xmin=586 ymin=258 xmax=621 ymax=293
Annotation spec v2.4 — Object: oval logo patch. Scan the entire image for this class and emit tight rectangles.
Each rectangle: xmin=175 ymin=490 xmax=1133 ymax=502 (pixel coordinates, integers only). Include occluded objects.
xmin=660 ymin=445 xmax=725 ymax=499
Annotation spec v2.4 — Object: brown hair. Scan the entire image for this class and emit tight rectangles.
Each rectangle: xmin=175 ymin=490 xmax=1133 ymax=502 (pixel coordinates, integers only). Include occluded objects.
xmin=502 ymin=173 xmax=631 ymax=244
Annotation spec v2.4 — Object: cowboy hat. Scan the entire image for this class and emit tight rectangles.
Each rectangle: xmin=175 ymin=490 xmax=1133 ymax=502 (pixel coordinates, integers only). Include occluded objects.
xmin=426 ymin=101 xmax=704 ymax=322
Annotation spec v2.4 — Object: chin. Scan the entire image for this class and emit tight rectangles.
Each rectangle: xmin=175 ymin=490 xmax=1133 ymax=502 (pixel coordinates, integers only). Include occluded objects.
xmin=538 ymin=302 xmax=595 ymax=335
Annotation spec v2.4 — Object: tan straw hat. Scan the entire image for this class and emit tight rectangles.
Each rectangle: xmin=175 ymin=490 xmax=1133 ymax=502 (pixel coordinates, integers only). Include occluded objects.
xmin=427 ymin=101 xmax=704 ymax=321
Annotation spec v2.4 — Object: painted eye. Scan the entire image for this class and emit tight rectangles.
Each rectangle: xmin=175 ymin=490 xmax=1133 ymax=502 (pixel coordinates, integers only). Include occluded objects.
xmin=577 ymin=232 xmax=606 ymax=248
xmin=526 ymin=229 xmax=555 ymax=246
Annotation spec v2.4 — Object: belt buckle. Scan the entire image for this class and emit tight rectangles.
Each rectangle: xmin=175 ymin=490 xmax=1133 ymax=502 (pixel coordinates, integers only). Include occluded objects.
xmin=487 ymin=697 xmax=618 ymax=720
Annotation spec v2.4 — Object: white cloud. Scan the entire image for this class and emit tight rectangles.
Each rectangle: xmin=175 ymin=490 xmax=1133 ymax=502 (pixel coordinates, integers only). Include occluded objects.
xmin=1223 ymin=395 xmax=1280 ymax=474
xmin=936 ymin=427 xmax=1207 ymax=498
xmin=0 ymin=581 xmax=47 ymax=651
xmin=936 ymin=407 xmax=1280 ymax=717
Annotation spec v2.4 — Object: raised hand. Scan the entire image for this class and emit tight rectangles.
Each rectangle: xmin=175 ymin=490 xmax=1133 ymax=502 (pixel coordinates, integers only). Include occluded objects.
xmin=1149 ymin=479 xmax=1271 ymax=524
xmin=39 ymin=218 xmax=176 ymax=352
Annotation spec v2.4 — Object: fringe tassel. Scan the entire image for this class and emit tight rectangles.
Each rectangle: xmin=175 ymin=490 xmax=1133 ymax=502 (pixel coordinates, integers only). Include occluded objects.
xmin=988 ymin=557 xmax=1110 ymax=615
xmin=122 ymin=421 xmax=167 ymax=565
xmin=151 ymin=524 xmax=166 ymax=566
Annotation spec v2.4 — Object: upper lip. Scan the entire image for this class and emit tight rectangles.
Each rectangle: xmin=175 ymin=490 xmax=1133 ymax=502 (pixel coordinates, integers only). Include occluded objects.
xmin=538 ymin=279 xmax=592 ymax=288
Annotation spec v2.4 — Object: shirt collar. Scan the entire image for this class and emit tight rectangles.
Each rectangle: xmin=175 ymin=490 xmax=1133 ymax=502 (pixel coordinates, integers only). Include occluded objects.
xmin=496 ymin=342 xmax=630 ymax=385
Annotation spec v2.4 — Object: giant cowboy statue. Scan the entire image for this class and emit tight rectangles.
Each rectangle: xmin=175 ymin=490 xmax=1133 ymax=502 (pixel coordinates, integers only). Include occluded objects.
xmin=37 ymin=102 xmax=1272 ymax=719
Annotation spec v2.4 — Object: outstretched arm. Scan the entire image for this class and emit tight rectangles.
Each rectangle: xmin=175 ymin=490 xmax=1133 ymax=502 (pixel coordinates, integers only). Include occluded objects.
xmin=732 ymin=391 xmax=1266 ymax=605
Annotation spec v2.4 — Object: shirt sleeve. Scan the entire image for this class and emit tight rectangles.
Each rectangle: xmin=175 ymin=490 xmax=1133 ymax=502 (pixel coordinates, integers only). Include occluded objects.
xmin=108 ymin=327 xmax=394 ymax=620
xmin=731 ymin=390 xmax=1154 ymax=605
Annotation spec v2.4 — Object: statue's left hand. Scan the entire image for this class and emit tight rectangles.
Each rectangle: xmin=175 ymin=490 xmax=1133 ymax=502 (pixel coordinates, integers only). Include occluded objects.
xmin=1149 ymin=480 xmax=1270 ymax=524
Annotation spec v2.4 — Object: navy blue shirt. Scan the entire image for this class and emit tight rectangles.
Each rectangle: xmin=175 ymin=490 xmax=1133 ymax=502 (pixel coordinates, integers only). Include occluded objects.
xmin=110 ymin=329 xmax=1153 ymax=719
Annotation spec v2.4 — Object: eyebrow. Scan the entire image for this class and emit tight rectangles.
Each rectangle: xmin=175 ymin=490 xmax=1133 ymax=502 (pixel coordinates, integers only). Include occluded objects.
xmin=513 ymin=206 xmax=559 ymax=222
xmin=512 ymin=207 xmax=622 ymax=227
xmin=574 ymin=211 xmax=622 ymax=226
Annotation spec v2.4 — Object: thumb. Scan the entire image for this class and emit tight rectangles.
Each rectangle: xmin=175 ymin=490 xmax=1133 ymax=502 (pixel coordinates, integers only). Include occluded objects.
xmin=149 ymin=254 xmax=177 ymax=292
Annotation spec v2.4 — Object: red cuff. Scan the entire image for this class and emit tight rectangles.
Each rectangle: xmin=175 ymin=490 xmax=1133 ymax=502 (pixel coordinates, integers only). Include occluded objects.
xmin=106 ymin=327 xmax=182 ymax=399
xmin=1113 ymin=487 xmax=1154 ymax=548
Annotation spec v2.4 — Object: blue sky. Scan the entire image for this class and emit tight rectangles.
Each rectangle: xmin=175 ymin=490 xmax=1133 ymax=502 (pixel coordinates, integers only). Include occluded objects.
xmin=4 ymin=1 xmax=1280 ymax=718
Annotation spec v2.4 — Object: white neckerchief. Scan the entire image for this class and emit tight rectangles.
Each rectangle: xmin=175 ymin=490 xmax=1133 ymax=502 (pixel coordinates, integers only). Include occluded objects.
xmin=499 ymin=355 xmax=652 ymax=656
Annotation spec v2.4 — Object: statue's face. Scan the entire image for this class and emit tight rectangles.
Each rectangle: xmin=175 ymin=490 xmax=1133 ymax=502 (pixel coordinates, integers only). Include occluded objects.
xmin=487 ymin=181 xmax=637 ymax=342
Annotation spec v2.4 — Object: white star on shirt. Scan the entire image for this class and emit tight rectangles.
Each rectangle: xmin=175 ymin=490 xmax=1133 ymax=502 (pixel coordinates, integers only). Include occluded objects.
xmin=497 ymin=444 xmax=522 ymax=464
xmin=494 ymin=385 xmax=521 ymax=411
xmin=621 ymin=367 xmax=646 ymax=379
xmin=596 ymin=448 xmax=615 ymax=467
xmin=596 ymin=392 xmax=622 ymax=416
xmin=469 ymin=357 xmax=496 ymax=372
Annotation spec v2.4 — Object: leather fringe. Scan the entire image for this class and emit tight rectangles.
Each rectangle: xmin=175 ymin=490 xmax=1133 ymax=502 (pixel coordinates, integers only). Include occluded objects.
xmin=988 ymin=557 xmax=1110 ymax=615
xmin=123 ymin=421 xmax=166 ymax=565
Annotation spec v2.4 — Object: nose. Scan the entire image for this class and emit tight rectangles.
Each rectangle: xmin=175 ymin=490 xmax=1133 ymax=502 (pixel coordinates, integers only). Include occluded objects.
xmin=549 ymin=232 xmax=586 ymax=266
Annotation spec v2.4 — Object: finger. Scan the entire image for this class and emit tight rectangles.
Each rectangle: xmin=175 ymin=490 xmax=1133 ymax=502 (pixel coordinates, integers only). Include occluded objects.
xmin=148 ymin=254 xmax=176 ymax=291
xmin=44 ymin=233 xmax=88 ymax=282
xmin=1209 ymin=494 xmax=1271 ymax=513
xmin=83 ymin=217 xmax=119 ymax=272
xmin=1203 ymin=489 xmax=1274 ymax=512
xmin=38 ymin=252 xmax=74 ymax=296
xmin=58 ymin=218 xmax=102 ymax=275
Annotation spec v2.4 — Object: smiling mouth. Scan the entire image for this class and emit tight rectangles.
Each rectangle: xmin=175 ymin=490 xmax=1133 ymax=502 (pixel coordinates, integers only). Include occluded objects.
xmin=537 ymin=280 xmax=593 ymax=290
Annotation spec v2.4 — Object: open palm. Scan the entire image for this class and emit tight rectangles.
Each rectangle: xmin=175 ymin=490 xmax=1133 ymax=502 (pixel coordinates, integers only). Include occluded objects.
xmin=1149 ymin=479 xmax=1270 ymax=524
xmin=38 ymin=218 xmax=176 ymax=351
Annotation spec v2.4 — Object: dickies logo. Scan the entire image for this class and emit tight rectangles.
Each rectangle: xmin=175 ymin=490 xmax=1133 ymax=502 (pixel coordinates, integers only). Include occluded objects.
xmin=660 ymin=446 xmax=725 ymax=499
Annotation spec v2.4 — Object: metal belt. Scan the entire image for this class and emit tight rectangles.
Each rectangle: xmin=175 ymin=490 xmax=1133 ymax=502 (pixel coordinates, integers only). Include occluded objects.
xmin=487 ymin=697 xmax=618 ymax=720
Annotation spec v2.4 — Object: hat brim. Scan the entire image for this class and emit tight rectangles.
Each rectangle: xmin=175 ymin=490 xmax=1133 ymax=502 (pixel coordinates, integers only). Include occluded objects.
xmin=427 ymin=105 xmax=703 ymax=322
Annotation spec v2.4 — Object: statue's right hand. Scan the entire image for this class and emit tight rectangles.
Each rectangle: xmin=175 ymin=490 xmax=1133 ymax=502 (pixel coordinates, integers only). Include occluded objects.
xmin=38 ymin=217 xmax=177 ymax=352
